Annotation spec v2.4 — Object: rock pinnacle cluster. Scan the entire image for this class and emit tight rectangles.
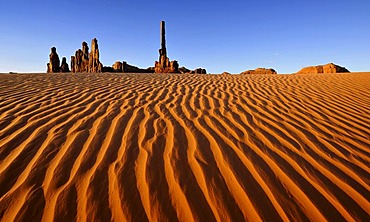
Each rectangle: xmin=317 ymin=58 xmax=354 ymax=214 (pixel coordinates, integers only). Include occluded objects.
xmin=47 ymin=21 xmax=206 ymax=74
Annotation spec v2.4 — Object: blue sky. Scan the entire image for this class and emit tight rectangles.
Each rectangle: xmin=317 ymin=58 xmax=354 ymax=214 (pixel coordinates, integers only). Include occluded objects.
xmin=0 ymin=0 xmax=369 ymax=73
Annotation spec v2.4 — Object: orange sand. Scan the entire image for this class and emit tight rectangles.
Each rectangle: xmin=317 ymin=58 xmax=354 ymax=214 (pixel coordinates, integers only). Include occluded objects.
xmin=0 ymin=73 xmax=369 ymax=221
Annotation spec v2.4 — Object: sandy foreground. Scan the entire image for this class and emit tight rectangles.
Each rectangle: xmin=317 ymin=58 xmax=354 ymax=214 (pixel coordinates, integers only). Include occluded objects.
xmin=0 ymin=73 xmax=369 ymax=221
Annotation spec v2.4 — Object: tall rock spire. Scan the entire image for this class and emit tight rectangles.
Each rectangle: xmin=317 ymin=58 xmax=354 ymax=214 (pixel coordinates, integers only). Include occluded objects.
xmin=160 ymin=21 xmax=167 ymax=59
xmin=88 ymin=38 xmax=102 ymax=73
xmin=47 ymin=47 xmax=60 ymax=73
xmin=155 ymin=21 xmax=179 ymax=73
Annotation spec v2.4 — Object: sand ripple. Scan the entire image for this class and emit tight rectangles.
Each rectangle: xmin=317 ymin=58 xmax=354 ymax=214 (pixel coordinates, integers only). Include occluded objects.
xmin=0 ymin=73 xmax=370 ymax=221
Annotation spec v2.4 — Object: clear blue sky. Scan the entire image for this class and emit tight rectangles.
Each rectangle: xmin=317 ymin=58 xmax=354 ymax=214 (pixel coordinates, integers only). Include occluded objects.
xmin=0 ymin=0 xmax=369 ymax=73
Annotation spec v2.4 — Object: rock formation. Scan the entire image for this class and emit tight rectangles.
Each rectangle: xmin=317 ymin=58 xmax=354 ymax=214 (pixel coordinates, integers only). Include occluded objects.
xmin=178 ymin=66 xmax=207 ymax=74
xmin=112 ymin=61 xmax=123 ymax=72
xmin=46 ymin=23 xmax=208 ymax=74
xmin=70 ymin=56 xmax=75 ymax=73
xmin=110 ymin=61 xmax=154 ymax=73
xmin=47 ymin=47 xmax=60 ymax=73
xmin=70 ymin=39 xmax=103 ymax=73
xmin=81 ymin=42 xmax=89 ymax=72
xmin=192 ymin=68 xmax=207 ymax=74
xmin=72 ymin=42 xmax=89 ymax=73
xmin=123 ymin=62 xmax=154 ymax=73
xmin=88 ymin=38 xmax=102 ymax=73
xmin=60 ymin=57 xmax=70 ymax=72
xmin=74 ymin=49 xmax=83 ymax=72
xmin=178 ymin=66 xmax=190 ymax=74
xmin=297 ymin=63 xmax=350 ymax=74
xmin=154 ymin=21 xmax=179 ymax=73
xmin=241 ymin=68 xmax=277 ymax=75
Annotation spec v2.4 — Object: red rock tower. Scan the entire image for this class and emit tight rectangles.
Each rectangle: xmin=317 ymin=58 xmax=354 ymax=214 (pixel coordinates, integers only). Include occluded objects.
xmin=47 ymin=47 xmax=60 ymax=73
xmin=160 ymin=21 xmax=167 ymax=60
xmin=154 ymin=21 xmax=179 ymax=73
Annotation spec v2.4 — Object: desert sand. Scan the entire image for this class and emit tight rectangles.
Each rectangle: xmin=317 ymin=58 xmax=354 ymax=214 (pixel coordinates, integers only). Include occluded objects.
xmin=0 ymin=72 xmax=369 ymax=221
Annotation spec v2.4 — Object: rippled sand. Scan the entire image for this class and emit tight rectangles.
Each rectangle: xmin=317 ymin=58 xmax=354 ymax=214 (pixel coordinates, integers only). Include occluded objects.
xmin=0 ymin=73 xmax=369 ymax=221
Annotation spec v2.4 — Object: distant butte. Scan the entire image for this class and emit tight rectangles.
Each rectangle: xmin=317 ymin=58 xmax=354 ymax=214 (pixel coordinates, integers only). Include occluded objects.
xmin=241 ymin=68 xmax=277 ymax=75
xmin=297 ymin=63 xmax=350 ymax=74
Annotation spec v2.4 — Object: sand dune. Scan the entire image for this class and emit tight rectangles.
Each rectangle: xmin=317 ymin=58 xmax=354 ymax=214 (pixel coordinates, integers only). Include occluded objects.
xmin=0 ymin=72 xmax=369 ymax=221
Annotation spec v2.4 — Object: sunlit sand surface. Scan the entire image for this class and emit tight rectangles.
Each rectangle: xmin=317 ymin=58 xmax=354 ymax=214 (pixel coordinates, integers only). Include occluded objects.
xmin=0 ymin=73 xmax=369 ymax=221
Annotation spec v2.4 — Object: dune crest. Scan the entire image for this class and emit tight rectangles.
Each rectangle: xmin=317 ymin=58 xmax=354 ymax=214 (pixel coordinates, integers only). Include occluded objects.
xmin=0 ymin=73 xmax=369 ymax=221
